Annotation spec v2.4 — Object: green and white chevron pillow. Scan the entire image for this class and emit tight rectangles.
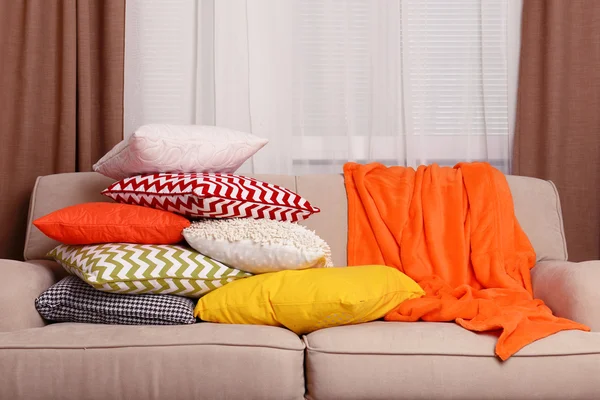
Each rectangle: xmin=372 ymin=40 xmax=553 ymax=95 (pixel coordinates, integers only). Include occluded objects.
xmin=48 ymin=243 xmax=251 ymax=298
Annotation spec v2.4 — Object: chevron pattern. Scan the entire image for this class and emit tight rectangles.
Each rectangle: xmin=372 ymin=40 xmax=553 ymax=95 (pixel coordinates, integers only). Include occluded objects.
xmin=48 ymin=243 xmax=251 ymax=298
xmin=102 ymin=173 xmax=320 ymax=222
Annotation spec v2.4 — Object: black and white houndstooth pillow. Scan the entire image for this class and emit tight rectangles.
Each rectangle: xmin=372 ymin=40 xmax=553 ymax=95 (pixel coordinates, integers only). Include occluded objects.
xmin=35 ymin=276 xmax=196 ymax=325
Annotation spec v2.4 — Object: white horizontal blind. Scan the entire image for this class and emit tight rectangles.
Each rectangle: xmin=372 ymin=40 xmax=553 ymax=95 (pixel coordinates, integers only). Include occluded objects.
xmin=291 ymin=0 xmax=403 ymax=171
xmin=124 ymin=0 xmax=521 ymax=175
xmin=402 ymin=0 xmax=509 ymax=168
xmin=123 ymin=0 xmax=198 ymax=137
xmin=293 ymin=0 xmax=373 ymax=139
xmin=289 ymin=0 xmax=511 ymax=173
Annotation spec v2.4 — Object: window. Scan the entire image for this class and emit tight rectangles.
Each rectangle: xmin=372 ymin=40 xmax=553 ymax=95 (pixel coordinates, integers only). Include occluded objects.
xmin=124 ymin=0 xmax=522 ymax=174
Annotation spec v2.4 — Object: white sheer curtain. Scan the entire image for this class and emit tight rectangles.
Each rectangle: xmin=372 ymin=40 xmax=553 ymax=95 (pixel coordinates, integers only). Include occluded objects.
xmin=124 ymin=0 xmax=522 ymax=174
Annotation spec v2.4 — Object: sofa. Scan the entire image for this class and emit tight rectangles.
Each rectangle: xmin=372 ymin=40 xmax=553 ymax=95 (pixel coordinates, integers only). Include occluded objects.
xmin=1 ymin=171 xmax=599 ymax=400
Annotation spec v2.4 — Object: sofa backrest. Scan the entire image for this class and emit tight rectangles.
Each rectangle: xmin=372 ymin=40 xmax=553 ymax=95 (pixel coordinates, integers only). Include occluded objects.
xmin=23 ymin=172 xmax=567 ymax=263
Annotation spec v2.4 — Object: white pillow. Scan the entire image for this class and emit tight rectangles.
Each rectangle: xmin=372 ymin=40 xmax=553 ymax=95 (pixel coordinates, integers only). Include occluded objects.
xmin=93 ymin=124 xmax=268 ymax=180
xmin=183 ymin=219 xmax=333 ymax=274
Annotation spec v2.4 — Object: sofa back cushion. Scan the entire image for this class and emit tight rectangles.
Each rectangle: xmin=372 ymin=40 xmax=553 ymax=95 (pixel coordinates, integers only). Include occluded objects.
xmin=24 ymin=172 xmax=567 ymax=263
xmin=506 ymin=175 xmax=568 ymax=261
xmin=25 ymin=173 xmax=115 ymax=261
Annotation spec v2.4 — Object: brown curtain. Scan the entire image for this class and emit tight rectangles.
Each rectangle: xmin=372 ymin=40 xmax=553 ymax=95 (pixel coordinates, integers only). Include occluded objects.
xmin=513 ymin=0 xmax=600 ymax=262
xmin=0 ymin=0 xmax=124 ymax=260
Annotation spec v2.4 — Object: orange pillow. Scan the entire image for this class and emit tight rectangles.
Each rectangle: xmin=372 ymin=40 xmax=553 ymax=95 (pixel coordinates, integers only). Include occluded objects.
xmin=34 ymin=203 xmax=190 ymax=245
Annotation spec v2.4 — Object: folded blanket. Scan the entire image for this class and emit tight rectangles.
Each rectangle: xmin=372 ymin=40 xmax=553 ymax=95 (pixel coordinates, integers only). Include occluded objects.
xmin=344 ymin=161 xmax=589 ymax=360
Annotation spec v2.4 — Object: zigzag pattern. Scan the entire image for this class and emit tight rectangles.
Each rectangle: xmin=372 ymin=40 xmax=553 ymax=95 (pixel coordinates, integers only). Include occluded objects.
xmin=49 ymin=243 xmax=251 ymax=298
xmin=102 ymin=173 xmax=320 ymax=222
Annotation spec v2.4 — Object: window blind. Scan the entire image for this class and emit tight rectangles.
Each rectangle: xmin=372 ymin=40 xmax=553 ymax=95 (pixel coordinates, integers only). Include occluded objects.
xmin=290 ymin=0 xmax=511 ymax=172
xmin=123 ymin=0 xmax=520 ymax=175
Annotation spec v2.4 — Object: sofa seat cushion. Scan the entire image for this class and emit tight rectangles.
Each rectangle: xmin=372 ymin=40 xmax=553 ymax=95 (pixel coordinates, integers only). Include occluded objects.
xmin=0 ymin=323 xmax=305 ymax=400
xmin=304 ymin=321 xmax=600 ymax=400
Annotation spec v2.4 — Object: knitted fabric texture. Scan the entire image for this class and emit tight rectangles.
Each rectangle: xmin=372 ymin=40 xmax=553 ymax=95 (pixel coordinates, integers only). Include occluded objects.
xmin=184 ymin=218 xmax=333 ymax=273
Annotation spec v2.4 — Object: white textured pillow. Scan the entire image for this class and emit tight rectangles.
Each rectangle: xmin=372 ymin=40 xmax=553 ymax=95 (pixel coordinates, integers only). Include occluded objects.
xmin=93 ymin=124 xmax=268 ymax=180
xmin=183 ymin=219 xmax=333 ymax=274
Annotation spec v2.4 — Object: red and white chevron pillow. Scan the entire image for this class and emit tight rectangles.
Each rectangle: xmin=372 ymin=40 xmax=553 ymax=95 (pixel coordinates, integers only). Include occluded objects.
xmin=102 ymin=173 xmax=320 ymax=222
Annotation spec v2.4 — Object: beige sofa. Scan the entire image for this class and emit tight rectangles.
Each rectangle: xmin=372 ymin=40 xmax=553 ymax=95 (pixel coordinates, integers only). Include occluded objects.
xmin=1 ymin=172 xmax=600 ymax=400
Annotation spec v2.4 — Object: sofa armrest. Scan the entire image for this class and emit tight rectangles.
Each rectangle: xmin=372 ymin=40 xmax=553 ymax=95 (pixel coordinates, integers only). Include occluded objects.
xmin=0 ymin=259 xmax=64 ymax=332
xmin=531 ymin=260 xmax=600 ymax=331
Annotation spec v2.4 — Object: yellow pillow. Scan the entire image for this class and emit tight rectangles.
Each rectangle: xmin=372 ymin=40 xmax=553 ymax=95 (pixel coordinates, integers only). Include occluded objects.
xmin=195 ymin=265 xmax=425 ymax=334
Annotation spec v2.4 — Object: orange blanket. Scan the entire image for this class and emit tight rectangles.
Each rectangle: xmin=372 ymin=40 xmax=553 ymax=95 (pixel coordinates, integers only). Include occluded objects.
xmin=344 ymin=161 xmax=589 ymax=360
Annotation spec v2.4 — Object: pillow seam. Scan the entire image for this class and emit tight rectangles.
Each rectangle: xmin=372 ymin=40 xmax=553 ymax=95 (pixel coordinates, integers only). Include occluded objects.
xmin=197 ymin=289 xmax=424 ymax=313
